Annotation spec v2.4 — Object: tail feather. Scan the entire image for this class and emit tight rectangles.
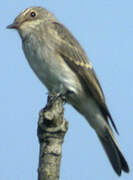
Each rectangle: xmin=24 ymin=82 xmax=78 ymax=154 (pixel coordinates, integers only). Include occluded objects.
xmin=117 ymin=147 xmax=129 ymax=173
xmin=97 ymin=129 xmax=129 ymax=176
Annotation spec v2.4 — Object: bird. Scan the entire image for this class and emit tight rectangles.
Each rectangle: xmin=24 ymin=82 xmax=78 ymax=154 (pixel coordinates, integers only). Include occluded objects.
xmin=7 ymin=6 xmax=129 ymax=176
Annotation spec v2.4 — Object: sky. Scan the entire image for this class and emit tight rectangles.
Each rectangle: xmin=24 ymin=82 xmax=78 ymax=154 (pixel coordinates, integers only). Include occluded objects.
xmin=1 ymin=0 xmax=133 ymax=179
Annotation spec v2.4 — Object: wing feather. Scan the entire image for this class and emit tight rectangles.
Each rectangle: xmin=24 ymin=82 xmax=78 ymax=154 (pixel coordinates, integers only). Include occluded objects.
xmin=48 ymin=22 xmax=118 ymax=134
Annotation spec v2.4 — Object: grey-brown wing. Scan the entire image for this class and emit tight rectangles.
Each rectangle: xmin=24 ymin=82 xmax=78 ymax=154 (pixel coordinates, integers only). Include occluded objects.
xmin=49 ymin=22 xmax=118 ymax=134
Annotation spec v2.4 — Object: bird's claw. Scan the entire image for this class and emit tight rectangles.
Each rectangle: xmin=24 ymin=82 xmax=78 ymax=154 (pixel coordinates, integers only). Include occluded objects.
xmin=44 ymin=91 xmax=65 ymax=111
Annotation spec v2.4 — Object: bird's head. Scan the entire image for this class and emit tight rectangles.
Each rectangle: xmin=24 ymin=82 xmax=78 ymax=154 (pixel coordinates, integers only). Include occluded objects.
xmin=7 ymin=7 xmax=56 ymax=39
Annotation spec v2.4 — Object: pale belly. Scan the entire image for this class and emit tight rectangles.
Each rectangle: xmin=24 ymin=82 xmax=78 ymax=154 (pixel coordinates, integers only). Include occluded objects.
xmin=22 ymin=38 xmax=106 ymax=134
xmin=22 ymin=38 xmax=83 ymax=95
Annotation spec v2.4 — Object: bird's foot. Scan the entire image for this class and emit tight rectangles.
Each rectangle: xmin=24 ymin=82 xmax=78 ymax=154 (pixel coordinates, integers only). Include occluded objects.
xmin=44 ymin=91 xmax=68 ymax=111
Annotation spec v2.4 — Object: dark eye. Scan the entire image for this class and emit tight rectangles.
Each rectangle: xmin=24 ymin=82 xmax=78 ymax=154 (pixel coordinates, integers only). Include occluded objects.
xmin=30 ymin=11 xmax=36 ymax=17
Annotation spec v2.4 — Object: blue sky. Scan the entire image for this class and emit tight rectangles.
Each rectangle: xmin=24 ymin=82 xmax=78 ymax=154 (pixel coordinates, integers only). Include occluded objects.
xmin=1 ymin=0 xmax=133 ymax=179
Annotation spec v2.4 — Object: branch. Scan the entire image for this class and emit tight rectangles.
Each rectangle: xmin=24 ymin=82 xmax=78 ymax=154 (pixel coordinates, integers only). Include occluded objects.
xmin=37 ymin=95 xmax=68 ymax=180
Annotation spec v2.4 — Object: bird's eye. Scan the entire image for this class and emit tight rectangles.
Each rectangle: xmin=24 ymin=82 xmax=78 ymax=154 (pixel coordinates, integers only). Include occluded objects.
xmin=30 ymin=11 xmax=36 ymax=17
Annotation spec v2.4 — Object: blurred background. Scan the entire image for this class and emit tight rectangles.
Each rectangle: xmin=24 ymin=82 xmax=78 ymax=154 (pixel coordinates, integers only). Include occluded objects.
xmin=1 ymin=0 xmax=132 ymax=179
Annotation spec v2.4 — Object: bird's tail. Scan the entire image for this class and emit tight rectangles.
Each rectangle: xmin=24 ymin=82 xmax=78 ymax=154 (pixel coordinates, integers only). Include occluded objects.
xmin=97 ymin=128 xmax=129 ymax=176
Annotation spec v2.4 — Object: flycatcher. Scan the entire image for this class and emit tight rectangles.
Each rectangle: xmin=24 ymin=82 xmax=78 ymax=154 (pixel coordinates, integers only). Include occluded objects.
xmin=7 ymin=7 xmax=129 ymax=176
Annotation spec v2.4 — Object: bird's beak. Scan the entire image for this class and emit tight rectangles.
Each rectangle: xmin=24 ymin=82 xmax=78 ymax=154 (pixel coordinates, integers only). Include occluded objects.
xmin=7 ymin=22 xmax=19 ymax=29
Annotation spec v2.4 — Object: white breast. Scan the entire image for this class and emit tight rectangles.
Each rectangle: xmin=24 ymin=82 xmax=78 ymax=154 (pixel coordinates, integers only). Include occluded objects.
xmin=22 ymin=35 xmax=83 ymax=95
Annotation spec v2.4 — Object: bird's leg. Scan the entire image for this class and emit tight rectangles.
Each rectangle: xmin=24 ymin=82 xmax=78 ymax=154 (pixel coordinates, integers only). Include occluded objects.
xmin=44 ymin=90 xmax=70 ymax=111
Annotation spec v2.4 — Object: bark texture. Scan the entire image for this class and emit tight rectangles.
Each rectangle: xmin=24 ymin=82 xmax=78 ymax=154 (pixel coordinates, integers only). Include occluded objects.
xmin=37 ymin=95 xmax=68 ymax=180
